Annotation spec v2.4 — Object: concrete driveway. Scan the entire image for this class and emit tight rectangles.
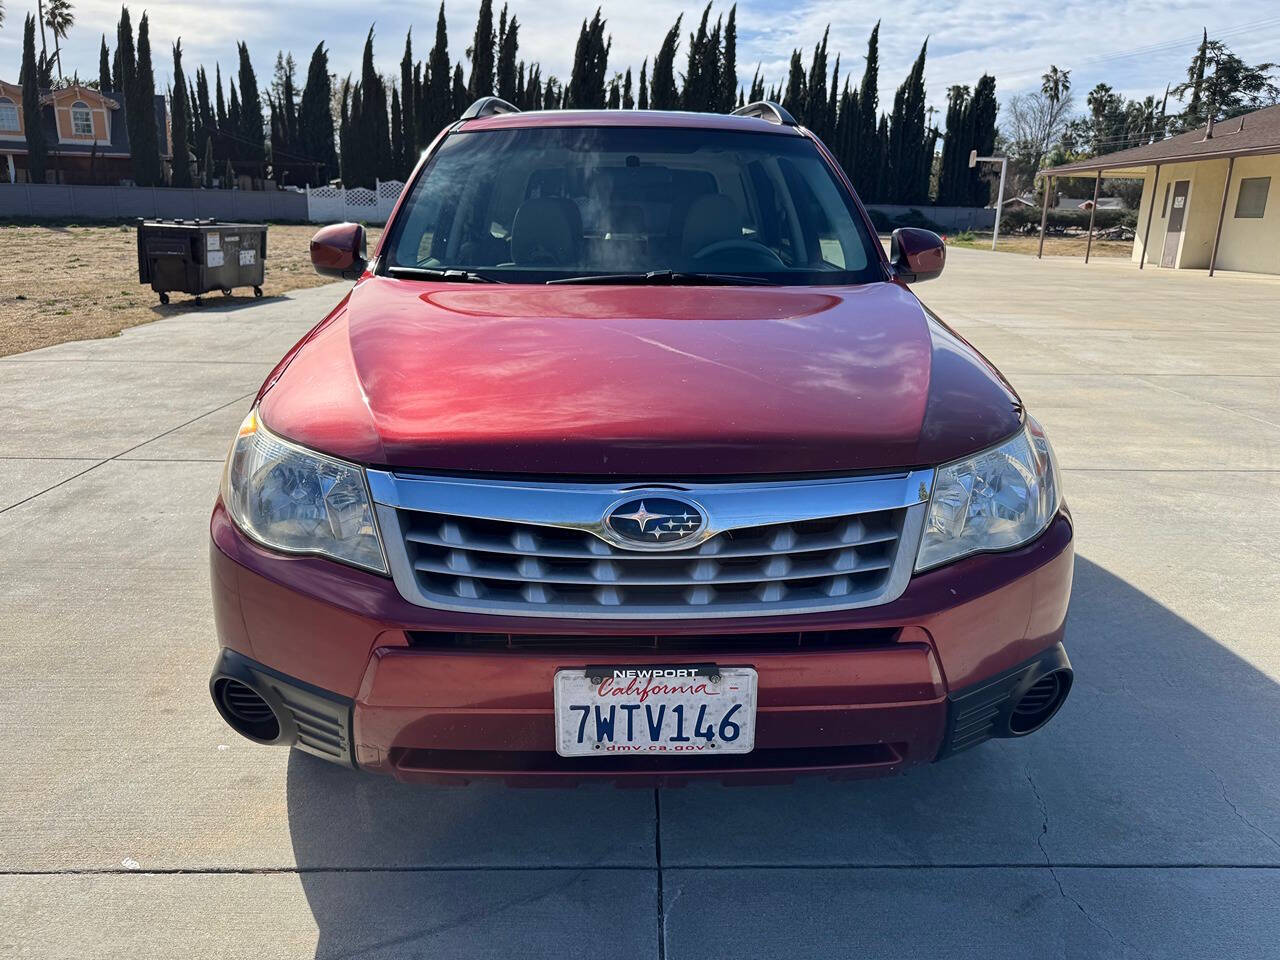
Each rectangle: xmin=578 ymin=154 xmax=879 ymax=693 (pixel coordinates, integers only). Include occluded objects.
xmin=2 ymin=249 xmax=1278 ymax=958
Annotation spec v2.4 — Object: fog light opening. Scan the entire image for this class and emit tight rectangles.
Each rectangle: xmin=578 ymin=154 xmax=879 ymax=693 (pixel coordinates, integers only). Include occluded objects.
xmin=214 ymin=678 xmax=281 ymax=742
xmin=1009 ymin=670 xmax=1071 ymax=735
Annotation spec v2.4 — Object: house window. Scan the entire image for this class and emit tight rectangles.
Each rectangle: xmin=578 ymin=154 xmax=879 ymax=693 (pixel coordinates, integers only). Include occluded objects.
xmin=71 ymin=102 xmax=94 ymax=137
xmin=1161 ymin=183 xmax=1171 ymax=217
xmin=1234 ymin=177 xmax=1270 ymax=219
xmin=0 ymin=99 xmax=18 ymax=133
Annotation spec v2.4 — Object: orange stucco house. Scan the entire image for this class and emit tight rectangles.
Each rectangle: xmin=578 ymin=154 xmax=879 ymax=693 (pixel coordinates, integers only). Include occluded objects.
xmin=0 ymin=81 xmax=169 ymax=185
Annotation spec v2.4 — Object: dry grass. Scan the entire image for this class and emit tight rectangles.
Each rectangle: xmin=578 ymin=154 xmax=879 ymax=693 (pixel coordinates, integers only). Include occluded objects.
xmin=947 ymin=232 xmax=1132 ymax=258
xmin=0 ymin=223 xmax=381 ymax=357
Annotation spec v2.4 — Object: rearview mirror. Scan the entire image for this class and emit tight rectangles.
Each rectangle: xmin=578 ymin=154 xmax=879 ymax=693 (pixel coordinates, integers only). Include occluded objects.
xmin=890 ymin=227 xmax=946 ymax=283
xmin=310 ymin=222 xmax=368 ymax=280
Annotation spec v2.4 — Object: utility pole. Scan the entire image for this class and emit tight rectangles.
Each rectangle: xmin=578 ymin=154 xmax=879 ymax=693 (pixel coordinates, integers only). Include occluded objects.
xmin=970 ymin=149 xmax=1009 ymax=251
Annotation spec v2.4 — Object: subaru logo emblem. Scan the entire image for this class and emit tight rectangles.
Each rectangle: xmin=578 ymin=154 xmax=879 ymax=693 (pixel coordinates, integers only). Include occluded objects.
xmin=603 ymin=495 xmax=707 ymax=549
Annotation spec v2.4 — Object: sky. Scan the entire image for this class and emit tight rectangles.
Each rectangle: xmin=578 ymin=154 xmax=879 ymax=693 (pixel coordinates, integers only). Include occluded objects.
xmin=3 ymin=0 xmax=1279 ymax=124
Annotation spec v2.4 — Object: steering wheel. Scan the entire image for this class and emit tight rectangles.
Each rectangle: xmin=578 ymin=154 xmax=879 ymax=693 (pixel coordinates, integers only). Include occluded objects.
xmin=692 ymin=238 xmax=786 ymax=267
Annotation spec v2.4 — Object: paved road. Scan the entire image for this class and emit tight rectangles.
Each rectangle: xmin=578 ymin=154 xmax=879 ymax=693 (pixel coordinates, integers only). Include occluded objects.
xmin=2 ymin=249 xmax=1279 ymax=958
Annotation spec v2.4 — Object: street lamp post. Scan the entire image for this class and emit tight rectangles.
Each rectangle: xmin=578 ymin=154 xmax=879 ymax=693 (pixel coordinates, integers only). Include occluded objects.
xmin=970 ymin=150 xmax=1009 ymax=251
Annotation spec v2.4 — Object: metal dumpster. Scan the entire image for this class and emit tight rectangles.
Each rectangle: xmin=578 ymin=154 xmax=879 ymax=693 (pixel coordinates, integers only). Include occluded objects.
xmin=136 ymin=219 xmax=267 ymax=305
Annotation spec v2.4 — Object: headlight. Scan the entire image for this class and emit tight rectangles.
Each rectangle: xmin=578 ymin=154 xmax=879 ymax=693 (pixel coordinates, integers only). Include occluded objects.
xmin=221 ymin=409 xmax=387 ymax=573
xmin=915 ymin=420 xmax=1061 ymax=571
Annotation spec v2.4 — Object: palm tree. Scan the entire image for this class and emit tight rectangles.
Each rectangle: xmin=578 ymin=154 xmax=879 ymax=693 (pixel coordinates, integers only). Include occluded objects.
xmin=44 ymin=0 xmax=75 ymax=82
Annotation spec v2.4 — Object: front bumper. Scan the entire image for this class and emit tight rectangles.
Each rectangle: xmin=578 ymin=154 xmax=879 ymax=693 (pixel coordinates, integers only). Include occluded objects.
xmin=209 ymin=500 xmax=1074 ymax=785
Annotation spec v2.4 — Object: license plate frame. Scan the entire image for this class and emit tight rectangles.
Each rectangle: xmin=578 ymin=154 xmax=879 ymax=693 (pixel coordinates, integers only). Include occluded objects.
xmin=553 ymin=665 xmax=758 ymax=758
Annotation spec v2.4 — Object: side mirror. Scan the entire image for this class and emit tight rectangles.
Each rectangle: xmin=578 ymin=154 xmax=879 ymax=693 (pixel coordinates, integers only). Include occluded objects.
xmin=310 ymin=222 xmax=368 ymax=280
xmin=890 ymin=227 xmax=946 ymax=283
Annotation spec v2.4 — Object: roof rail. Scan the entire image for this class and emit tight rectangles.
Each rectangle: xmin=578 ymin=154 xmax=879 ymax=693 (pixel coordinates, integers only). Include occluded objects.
xmin=730 ymin=101 xmax=797 ymax=126
xmin=459 ymin=96 xmax=521 ymax=120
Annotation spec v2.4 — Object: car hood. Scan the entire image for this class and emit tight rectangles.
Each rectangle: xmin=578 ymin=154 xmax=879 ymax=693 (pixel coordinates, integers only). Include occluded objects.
xmin=258 ymin=277 xmax=1022 ymax=476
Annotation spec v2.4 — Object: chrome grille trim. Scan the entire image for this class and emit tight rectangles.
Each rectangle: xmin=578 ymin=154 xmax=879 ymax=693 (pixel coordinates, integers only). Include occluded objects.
xmin=370 ymin=469 xmax=933 ymax=619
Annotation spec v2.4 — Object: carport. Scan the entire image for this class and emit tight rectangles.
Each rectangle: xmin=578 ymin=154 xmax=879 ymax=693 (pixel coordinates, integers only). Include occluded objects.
xmin=1036 ymin=103 xmax=1280 ymax=275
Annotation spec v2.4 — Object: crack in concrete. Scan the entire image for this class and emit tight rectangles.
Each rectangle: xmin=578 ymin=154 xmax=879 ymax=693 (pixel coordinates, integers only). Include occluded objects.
xmin=1024 ymin=770 xmax=1136 ymax=955
xmin=1211 ymin=769 xmax=1280 ymax=855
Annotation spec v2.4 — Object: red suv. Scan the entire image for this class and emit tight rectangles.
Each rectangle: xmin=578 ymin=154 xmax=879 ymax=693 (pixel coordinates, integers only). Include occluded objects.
xmin=209 ymin=100 xmax=1073 ymax=784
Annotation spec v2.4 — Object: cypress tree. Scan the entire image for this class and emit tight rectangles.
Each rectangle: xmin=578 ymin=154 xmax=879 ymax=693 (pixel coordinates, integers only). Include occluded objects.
xmin=496 ymin=8 xmax=519 ymax=103
xmin=720 ymin=5 xmax=737 ymax=112
xmin=805 ymin=28 xmax=829 ymax=135
xmin=874 ymin=114 xmax=889 ymax=200
xmin=228 ymin=79 xmax=241 ymax=174
xmin=525 ymin=64 xmax=542 ymax=111
xmin=607 ymin=76 xmax=620 ymax=109
xmin=202 ymin=135 xmax=214 ymax=187
xmin=681 ymin=4 xmax=713 ymax=111
xmin=338 ymin=76 xmax=353 ymax=185
xmin=567 ymin=8 xmax=609 ymax=109
xmin=426 ymin=3 xmax=452 ymax=135
xmin=622 ymin=68 xmax=634 ymax=109
xmin=748 ymin=65 xmax=763 ymax=102
xmin=215 ymin=63 xmax=226 ymax=129
xmin=99 ymin=36 xmax=112 ymax=90
xmin=782 ymin=50 xmax=805 ymax=118
xmin=833 ymin=80 xmax=856 ymax=174
xmin=131 ymin=13 xmax=163 ymax=186
xmin=638 ymin=60 xmax=648 ymax=109
xmin=298 ymin=43 xmax=337 ymax=184
xmin=193 ymin=67 xmax=212 ymax=167
xmin=21 ymin=16 xmax=48 ymax=183
xmin=237 ymin=42 xmax=266 ymax=178
xmin=966 ymin=74 xmax=997 ymax=206
xmin=937 ymin=84 xmax=969 ymax=204
xmin=170 ymin=40 xmax=192 ymax=186
xmin=281 ymin=58 xmax=298 ymax=182
xmin=885 ymin=39 xmax=928 ymax=204
xmin=452 ymin=64 xmax=467 ymax=116
xmin=854 ymin=22 xmax=881 ymax=200
xmin=827 ymin=55 xmax=840 ymax=137
xmin=390 ymin=87 xmax=404 ymax=180
xmin=400 ymin=29 xmax=416 ymax=172
xmin=543 ymin=76 xmax=560 ymax=110
xmin=467 ymin=0 xmax=495 ymax=98
xmin=650 ymin=16 xmax=682 ymax=110
xmin=116 ymin=7 xmax=138 ymax=148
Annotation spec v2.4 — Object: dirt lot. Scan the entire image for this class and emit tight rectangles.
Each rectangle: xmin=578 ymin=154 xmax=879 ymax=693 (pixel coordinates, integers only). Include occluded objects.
xmin=946 ymin=232 xmax=1132 ymax=258
xmin=0 ymin=223 xmax=380 ymax=357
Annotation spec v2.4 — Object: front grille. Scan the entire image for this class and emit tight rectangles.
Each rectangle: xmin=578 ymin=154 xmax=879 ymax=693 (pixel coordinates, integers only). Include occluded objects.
xmin=370 ymin=470 xmax=930 ymax=618
xmin=406 ymin=627 xmax=901 ymax=653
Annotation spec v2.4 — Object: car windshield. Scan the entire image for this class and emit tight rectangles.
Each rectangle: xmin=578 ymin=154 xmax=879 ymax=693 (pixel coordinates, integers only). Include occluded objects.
xmin=381 ymin=125 xmax=884 ymax=285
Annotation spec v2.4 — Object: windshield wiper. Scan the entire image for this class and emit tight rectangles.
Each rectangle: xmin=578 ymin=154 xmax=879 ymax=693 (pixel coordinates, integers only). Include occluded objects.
xmin=386 ymin=266 xmax=506 ymax=283
xmin=546 ymin=270 xmax=776 ymax=286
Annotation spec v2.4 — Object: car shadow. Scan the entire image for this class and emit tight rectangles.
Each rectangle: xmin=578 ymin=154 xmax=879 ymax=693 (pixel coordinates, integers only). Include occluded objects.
xmin=286 ymin=556 xmax=1280 ymax=958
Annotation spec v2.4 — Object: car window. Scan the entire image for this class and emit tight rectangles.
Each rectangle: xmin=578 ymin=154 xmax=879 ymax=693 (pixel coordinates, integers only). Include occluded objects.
xmin=382 ymin=125 xmax=882 ymax=285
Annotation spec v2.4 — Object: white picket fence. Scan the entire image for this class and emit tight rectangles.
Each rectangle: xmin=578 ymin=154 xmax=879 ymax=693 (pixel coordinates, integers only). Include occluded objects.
xmin=305 ymin=179 xmax=405 ymax=224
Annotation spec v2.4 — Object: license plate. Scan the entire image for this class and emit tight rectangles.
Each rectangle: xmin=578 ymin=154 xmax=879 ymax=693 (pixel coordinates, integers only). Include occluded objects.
xmin=554 ymin=666 xmax=757 ymax=757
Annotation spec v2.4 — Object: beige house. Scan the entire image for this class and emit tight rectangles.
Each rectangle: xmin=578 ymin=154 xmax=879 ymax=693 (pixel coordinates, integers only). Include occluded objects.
xmin=1038 ymin=103 xmax=1280 ymax=276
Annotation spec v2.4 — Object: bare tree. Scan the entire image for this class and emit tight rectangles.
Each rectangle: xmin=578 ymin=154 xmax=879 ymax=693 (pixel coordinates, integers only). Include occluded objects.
xmin=1003 ymin=65 xmax=1074 ymax=191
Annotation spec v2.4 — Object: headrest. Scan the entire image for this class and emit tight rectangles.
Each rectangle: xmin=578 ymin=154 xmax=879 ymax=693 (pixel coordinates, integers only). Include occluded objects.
xmin=511 ymin=197 xmax=582 ymax=266
xmin=681 ymin=193 xmax=743 ymax=257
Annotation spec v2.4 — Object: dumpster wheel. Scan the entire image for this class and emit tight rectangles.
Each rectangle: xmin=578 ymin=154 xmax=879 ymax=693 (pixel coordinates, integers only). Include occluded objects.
xmin=159 ymin=292 xmax=169 ymax=305
xmin=222 ymin=287 xmax=233 ymax=297
xmin=253 ymin=286 xmax=264 ymax=299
